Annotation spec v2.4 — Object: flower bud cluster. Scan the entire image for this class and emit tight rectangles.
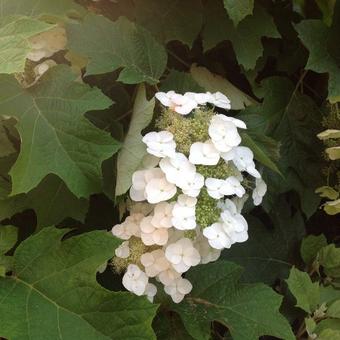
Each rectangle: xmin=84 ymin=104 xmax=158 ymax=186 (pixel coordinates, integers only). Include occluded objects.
xmin=112 ymin=91 xmax=267 ymax=303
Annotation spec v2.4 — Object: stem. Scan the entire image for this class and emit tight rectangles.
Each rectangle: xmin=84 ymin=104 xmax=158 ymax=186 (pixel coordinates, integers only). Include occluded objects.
xmin=167 ymin=49 xmax=190 ymax=69
xmin=296 ymin=320 xmax=306 ymax=339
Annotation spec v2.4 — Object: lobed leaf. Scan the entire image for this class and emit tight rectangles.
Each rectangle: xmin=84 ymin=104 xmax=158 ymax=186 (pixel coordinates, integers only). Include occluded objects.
xmin=135 ymin=0 xmax=203 ymax=47
xmin=160 ymin=69 xmax=204 ymax=94
xmin=203 ymin=1 xmax=280 ymax=70
xmin=223 ymin=203 xmax=305 ymax=284
xmin=223 ymin=0 xmax=254 ymax=26
xmin=0 ymin=227 xmax=158 ymax=339
xmin=0 ymin=16 xmax=54 ymax=74
xmin=0 ymin=65 xmax=120 ymax=198
xmin=286 ymin=267 xmax=320 ymax=313
xmin=172 ymin=261 xmax=294 ymax=340
xmin=67 ymin=14 xmax=167 ymax=84
xmin=0 ymin=175 xmax=88 ymax=229
xmin=0 ymin=0 xmax=85 ymax=18
xmin=296 ymin=19 xmax=340 ymax=103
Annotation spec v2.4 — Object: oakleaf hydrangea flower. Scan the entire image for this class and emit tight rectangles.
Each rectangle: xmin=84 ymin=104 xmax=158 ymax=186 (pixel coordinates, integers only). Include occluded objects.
xmin=155 ymin=91 xmax=198 ymax=115
xmin=140 ymin=216 xmax=169 ymax=245
xmin=122 ymin=264 xmax=148 ymax=296
xmin=176 ymin=172 xmax=204 ymax=197
xmin=189 ymin=140 xmax=220 ymax=165
xmin=165 ymin=238 xmax=200 ymax=273
xmin=164 ymin=277 xmax=193 ymax=303
xmin=111 ymin=90 xmax=268 ymax=303
xmin=115 ymin=241 xmax=130 ymax=258
xmin=142 ymin=131 xmax=176 ymax=158
xmin=159 ymin=153 xmax=195 ymax=185
xmin=140 ymin=249 xmax=170 ymax=277
xmin=252 ymin=178 xmax=267 ymax=205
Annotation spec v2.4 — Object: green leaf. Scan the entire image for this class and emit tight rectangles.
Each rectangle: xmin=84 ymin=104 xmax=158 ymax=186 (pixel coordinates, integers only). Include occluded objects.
xmin=0 ymin=227 xmax=158 ymax=339
xmin=160 ymin=69 xmax=204 ymax=94
xmin=315 ymin=319 xmax=340 ymax=337
xmin=319 ymin=329 xmax=340 ymax=340
xmin=223 ymin=0 xmax=254 ymax=26
xmin=315 ymin=0 xmax=336 ymax=26
xmin=203 ymin=1 xmax=280 ymax=70
xmin=190 ymin=64 xmax=256 ymax=110
xmin=115 ymin=85 xmax=155 ymax=196
xmin=240 ymin=131 xmax=281 ymax=174
xmin=0 ymin=225 xmax=17 ymax=254
xmin=327 ymin=300 xmax=340 ymax=318
xmin=0 ymin=16 xmax=54 ymax=74
xmin=153 ymin=311 xmax=194 ymax=340
xmin=0 ymin=254 xmax=13 ymax=276
xmin=243 ymin=76 xmax=323 ymax=217
xmin=296 ymin=19 xmax=340 ymax=103
xmin=135 ymin=0 xmax=203 ymax=47
xmin=223 ymin=202 xmax=305 ymax=284
xmin=0 ymin=0 xmax=85 ymax=18
xmin=320 ymin=285 xmax=340 ymax=305
xmin=286 ymin=267 xmax=320 ymax=313
xmin=0 ymin=120 xmax=16 ymax=158
xmin=0 ymin=175 xmax=88 ymax=229
xmin=318 ymin=244 xmax=340 ymax=278
xmin=173 ymin=261 xmax=294 ymax=340
xmin=305 ymin=316 xmax=316 ymax=336
xmin=0 ymin=65 xmax=120 ymax=198
xmin=67 ymin=15 xmax=167 ymax=84
xmin=300 ymin=234 xmax=328 ymax=265
xmin=0 ymin=153 xmax=14 ymax=198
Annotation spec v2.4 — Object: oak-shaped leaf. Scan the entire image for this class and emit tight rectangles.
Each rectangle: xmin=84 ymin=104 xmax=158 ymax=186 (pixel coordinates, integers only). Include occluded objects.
xmin=300 ymin=234 xmax=328 ymax=265
xmin=203 ymin=1 xmax=280 ymax=70
xmin=223 ymin=0 xmax=254 ymax=26
xmin=67 ymin=14 xmax=167 ymax=84
xmin=172 ymin=261 xmax=294 ymax=340
xmin=296 ymin=19 xmax=340 ymax=103
xmin=0 ymin=175 xmax=88 ymax=229
xmin=243 ymin=76 xmax=323 ymax=217
xmin=0 ymin=15 xmax=54 ymax=74
xmin=223 ymin=202 xmax=305 ymax=284
xmin=0 ymin=119 xmax=16 ymax=157
xmin=160 ymin=69 xmax=204 ymax=94
xmin=0 ymin=65 xmax=120 ymax=198
xmin=286 ymin=267 xmax=320 ymax=313
xmin=134 ymin=0 xmax=203 ymax=47
xmin=0 ymin=227 xmax=158 ymax=339
xmin=0 ymin=0 xmax=85 ymax=18
xmin=0 ymin=225 xmax=17 ymax=276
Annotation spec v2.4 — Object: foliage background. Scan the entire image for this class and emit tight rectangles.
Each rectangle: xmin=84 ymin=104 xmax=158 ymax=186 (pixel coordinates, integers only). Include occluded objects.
xmin=0 ymin=0 xmax=339 ymax=339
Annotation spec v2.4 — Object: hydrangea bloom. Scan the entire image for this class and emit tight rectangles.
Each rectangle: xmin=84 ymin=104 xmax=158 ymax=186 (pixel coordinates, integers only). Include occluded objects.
xmin=112 ymin=91 xmax=268 ymax=303
xmin=122 ymin=264 xmax=148 ymax=296
xmin=155 ymin=91 xmax=197 ymax=115
xmin=165 ymin=238 xmax=200 ymax=273
xmin=189 ymin=140 xmax=220 ymax=165
xmin=142 ymin=131 xmax=176 ymax=158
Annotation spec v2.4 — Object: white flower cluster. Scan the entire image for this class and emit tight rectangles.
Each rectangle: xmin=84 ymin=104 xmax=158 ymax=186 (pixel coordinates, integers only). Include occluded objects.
xmin=112 ymin=91 xmax=267 ymax=303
